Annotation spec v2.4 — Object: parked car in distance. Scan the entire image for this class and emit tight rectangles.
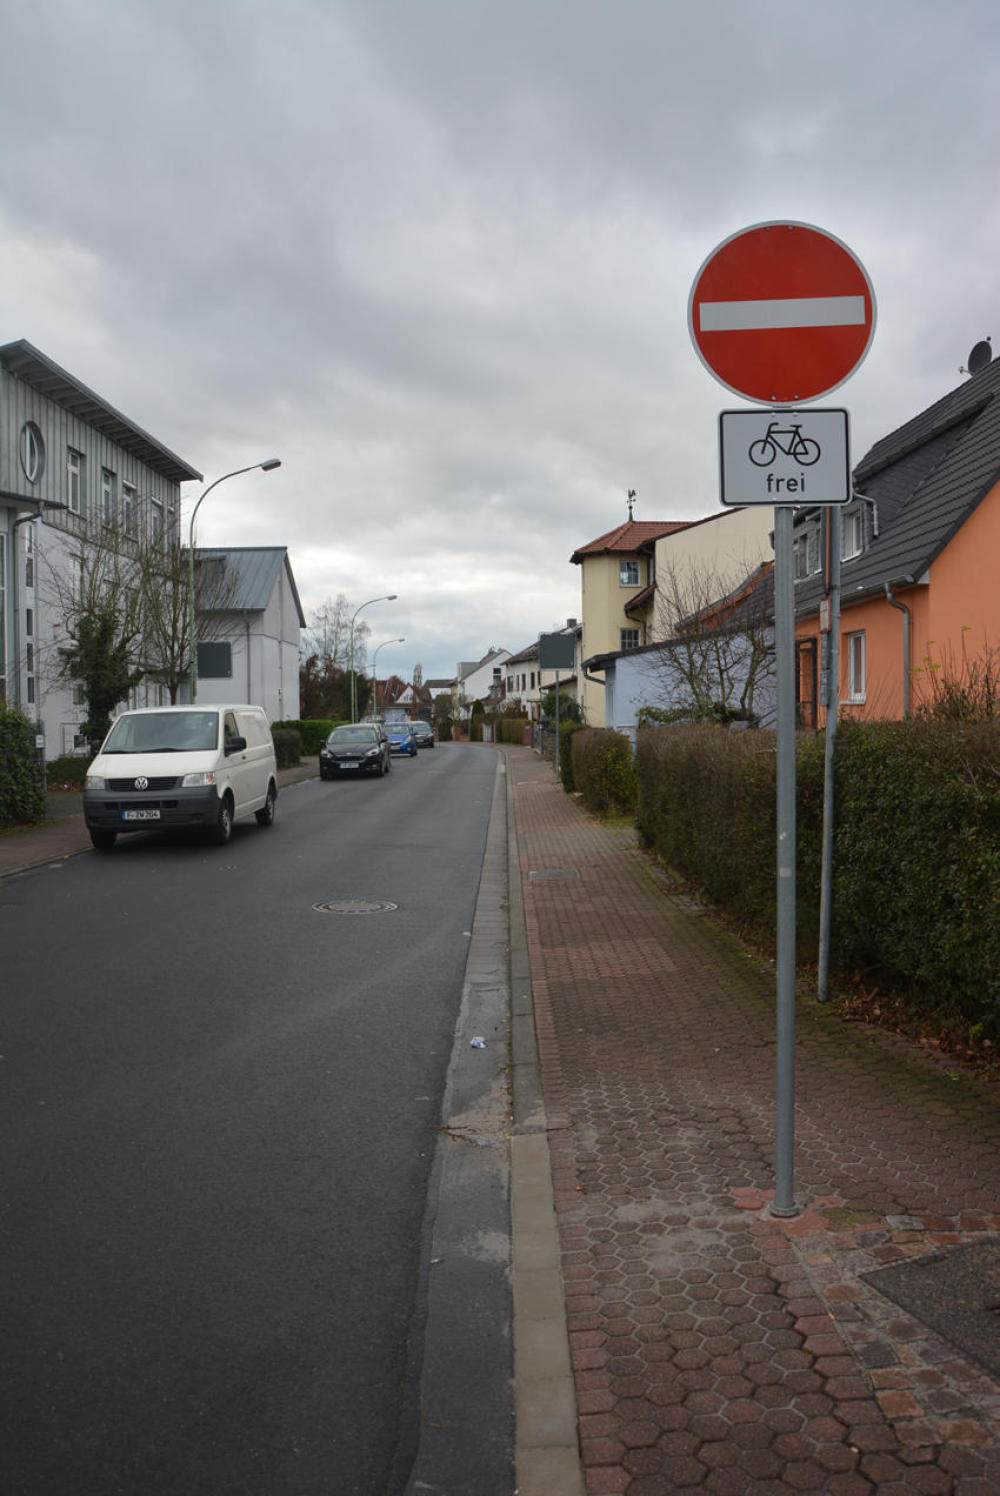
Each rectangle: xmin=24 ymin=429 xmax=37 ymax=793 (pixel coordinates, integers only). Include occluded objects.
xmin=385 ymin=722 xmax=418 ymax=757
xmin=320 ymin=723 xmax=391 ymax=778
xmin=409 ymin=720 xmax=434 ymax=748
xmin=83 ymin=705 xmax=277 ymax=850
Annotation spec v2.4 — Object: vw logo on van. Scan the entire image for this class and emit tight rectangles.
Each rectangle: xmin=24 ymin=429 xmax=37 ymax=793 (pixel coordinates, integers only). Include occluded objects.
xmin=133 ymin=776 xmax=149 ymax=790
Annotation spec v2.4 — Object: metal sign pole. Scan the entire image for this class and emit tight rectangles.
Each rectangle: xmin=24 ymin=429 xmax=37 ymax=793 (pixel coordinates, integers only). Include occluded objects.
xmin=773 ymin=504 xmax=798 ymax=1217
xmin=555 ymin=670 xmax=561 ymax=777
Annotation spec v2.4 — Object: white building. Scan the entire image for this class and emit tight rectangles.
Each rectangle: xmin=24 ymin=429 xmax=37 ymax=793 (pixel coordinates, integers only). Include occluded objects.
xmin=193 ymin=548 xmax=306 ymax=725
xmin=1 ymin=340 xmax=301 ymax=754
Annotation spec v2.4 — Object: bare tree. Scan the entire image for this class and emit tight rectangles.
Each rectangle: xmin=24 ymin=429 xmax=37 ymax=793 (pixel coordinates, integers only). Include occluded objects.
xmin=43 ymin=520 xmax=148 ymax=740
xmin=142 ymin=542 xmax=241 ymax=703
xmin=299 ymin=595 xmax=372 ymax=719
xmin=639 ymin=556 xmax=775 ymax=727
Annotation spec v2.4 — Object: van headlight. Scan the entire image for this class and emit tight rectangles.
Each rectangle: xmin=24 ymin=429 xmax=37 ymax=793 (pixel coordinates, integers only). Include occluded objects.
xmin=85 ymin=774 xmax=106 ymax=789
xmin=181 ymin=771 xmax=217 ymax=787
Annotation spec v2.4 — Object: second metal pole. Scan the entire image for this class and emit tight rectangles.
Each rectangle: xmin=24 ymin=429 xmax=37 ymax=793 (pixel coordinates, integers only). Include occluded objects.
xmin=772 ymin=504 xmax=799 ymax=1217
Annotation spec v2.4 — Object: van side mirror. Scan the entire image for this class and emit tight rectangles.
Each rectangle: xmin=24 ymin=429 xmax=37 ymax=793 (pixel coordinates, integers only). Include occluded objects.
xmin=225 ymin=735 xmax=247 ymax=755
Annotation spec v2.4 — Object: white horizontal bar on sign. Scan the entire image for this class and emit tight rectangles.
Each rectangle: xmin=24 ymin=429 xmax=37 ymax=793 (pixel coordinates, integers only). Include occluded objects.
xmin=699 ymin=295 xmax=866 ymax=332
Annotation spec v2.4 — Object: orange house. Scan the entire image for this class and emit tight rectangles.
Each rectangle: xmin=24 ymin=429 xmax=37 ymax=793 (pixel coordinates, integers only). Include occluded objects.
xmin=794 ymin=350 xmax=1000 ymax=725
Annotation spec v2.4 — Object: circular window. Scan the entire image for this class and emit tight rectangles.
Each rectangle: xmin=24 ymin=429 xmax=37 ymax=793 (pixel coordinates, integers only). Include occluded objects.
xmin=19 ymin=421 xmax=46 ymax=484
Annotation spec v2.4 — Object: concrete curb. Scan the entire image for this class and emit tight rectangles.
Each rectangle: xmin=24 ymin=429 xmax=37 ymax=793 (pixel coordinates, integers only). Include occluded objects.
xmin=507 ymin=750 xmax=585 ymax=1496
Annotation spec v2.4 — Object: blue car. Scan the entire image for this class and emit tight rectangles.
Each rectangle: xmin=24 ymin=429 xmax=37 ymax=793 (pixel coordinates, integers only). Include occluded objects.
xmin=385 ymin=722 xmax=418 ymax=757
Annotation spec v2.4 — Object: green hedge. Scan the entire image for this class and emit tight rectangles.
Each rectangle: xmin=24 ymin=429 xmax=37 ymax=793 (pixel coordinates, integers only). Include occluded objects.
xmin=571 ymin=728 xmax=638 ymax=816
xmin=494 ymin=716 xmax=529 ymax=745
xmin=272 ymin=718 xmax=344 ymax=754
xmin=45 ymin=753 xmax=91 ymax=789
xmin=271 ymin=728 xmax=301 ymax=768
xmin=0 ymin=708 xmax=46 ymax=826
xmin=635 ymin=720 xmax=1000 ymax=1038
xmin=556 ymin=721 xmax=584 ymax=791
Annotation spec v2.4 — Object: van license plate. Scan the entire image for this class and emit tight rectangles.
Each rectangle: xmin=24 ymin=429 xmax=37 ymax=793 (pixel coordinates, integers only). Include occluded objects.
xmin=123 ymin=809 xmax=161 ymax=821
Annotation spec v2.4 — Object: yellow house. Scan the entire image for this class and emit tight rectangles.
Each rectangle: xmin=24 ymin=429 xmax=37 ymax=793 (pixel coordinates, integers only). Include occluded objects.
xmin=649 ymin=507 xmax=776 ymax=642
xmin=571 ymin=518 xmax=692 ymax=725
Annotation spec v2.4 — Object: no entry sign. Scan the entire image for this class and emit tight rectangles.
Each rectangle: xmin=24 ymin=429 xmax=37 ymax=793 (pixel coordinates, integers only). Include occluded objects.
xmin=688 ymin=221 xmax=876 ymax=404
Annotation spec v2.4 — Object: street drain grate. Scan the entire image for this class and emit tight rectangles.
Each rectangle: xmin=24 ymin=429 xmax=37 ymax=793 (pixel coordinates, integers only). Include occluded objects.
xmin=862 ymin=1240 xmax=1000 ymax=1379
xmin=312 ymin=899 xmax=398 ymax=914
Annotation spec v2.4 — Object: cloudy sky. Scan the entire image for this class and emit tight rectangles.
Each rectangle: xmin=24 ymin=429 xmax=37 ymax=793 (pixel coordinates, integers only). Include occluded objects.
xmin=2 ymin=0 xmax=997 ymax=682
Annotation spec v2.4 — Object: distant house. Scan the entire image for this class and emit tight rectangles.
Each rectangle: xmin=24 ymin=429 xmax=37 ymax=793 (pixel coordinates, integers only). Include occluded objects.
xmin=793 ymin=350 xmax=1000 ymax=724
xmin=453 ymin=647 xmax=511 ymax=724
xmin=374 ymin=675 xmax=432 ymax=720
xmin=571 ymin=517 xmax=693 ymax=725
xmin=505 ymin=620 xmax=582 ymax=721
xmin=577 ymin=507 xmax=775 ymax=735
xmin=193 ymin=547 xmax=305 ymax=724
xmin=584 ymin=562 xmax=776 ymax=742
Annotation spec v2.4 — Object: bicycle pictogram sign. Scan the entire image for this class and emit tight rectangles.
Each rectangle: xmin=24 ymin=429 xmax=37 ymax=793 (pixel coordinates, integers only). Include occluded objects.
xmin=748 ymin=421 xmax=821 ymax=467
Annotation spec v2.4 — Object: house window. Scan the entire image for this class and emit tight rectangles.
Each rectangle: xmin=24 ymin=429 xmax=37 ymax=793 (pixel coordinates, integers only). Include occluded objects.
xmin=24 ymin=525 xmax=35 ymax=590
xmin=620 ymin=560 xmax=640 ymax=586
xmin=150 ymin=498 xmax=164 ymax=542
xmin=73 ymin=681 xmax=86 ymax=706
xmin=197 ymin=641 xmax=233 ymax=679
xmin=101 ymin=468 xmax=117 ymax=526
xmin=25 ymin=608 xmax=33 ymax=637
xmin=841 ymin=505 xmax=864 ymax=561
xmin=530 ymin=671 xmax=536 ymax=689
xmin=620 ymin=628 xmax=640 ymax=650
xmin=122 ymin=483 xmax=137 ymax=537
xmin=67 ymin=448 xmax=85 ymax=514
xmin=794 ymin=526 xmax=821 ymax=579
xmin=846 ymin=631 xmax=866 ymax=703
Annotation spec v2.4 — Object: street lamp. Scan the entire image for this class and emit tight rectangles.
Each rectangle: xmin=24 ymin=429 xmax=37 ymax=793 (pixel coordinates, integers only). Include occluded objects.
xmin=349 ymin=594 xmax=397 ymax=721
xmin=187 ymin=460 xmax=280 ymax=702
xmin=370 ymin=638 xmax=405 ymax=720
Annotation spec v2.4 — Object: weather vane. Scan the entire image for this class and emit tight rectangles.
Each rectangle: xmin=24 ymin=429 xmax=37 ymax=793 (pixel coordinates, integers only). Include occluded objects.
xmin=627 ymin=488 xmax=637 ymax=520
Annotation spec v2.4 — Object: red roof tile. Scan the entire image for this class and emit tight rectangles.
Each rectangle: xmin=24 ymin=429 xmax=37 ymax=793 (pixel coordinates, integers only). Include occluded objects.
xmin=570 ymin=519 xmax=692 ymax=563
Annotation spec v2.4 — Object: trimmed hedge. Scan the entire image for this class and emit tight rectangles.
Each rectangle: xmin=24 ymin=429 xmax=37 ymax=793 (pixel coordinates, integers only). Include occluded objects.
xmin=271 ymin=728 xmax=301 ymax=768
xmin=272 ymin=718 xmax=343 ymax=754
xmin=635 ymin=720 xmax=1000 ymax=1038
xmin=556 ymin=721 xmax=584 ymax=791
xmin=570 ymin=728 xmax=637 ymax=815
xmin=45 ymin=753 xmax=91 ymax=789
xmin=0 ymin=708 xmax=46 ymax=826
xmin=493 ymin=716 xmax=529 ymax=745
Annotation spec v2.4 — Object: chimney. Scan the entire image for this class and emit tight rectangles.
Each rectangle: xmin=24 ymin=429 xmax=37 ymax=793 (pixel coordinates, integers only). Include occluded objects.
xmin=566 ymin=618 xmax=578 ymax=629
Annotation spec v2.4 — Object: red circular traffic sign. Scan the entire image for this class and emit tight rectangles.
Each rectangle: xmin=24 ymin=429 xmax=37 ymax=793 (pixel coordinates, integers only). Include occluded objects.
xmin=688 ymin=221 xmax=876 ymax=405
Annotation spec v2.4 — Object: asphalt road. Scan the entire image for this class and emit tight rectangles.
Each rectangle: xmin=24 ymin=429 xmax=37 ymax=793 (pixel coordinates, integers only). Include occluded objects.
xmin=0 ymin=743 xmax=500 ymax=1496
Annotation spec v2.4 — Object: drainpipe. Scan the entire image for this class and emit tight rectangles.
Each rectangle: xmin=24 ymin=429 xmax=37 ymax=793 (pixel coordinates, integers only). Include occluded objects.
xmin=884 ymin=584 xmax=912 ymax=719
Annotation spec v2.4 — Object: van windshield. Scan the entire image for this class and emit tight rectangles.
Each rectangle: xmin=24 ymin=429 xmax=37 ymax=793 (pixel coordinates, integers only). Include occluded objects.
xmin=102 ymin=712 xmax=220 ymax=754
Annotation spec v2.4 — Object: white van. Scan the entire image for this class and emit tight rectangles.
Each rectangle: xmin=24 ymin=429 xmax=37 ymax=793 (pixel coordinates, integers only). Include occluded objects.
xmin=83 ymin=705 xmax=278 ymax=851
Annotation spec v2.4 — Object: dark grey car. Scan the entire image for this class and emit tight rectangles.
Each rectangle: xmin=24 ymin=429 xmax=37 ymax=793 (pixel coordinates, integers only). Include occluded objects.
xmin=319 ymin=723 xmax=391 ymax=778
xmin=409 ymin=720 xmax=435 ymax=748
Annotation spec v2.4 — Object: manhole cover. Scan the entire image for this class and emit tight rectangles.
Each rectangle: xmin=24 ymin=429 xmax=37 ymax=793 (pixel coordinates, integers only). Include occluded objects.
xmin=863 ymin=1241 xmax=1000 ymax=1378
xmin=312 ymin=899 xmax=398 ymax=914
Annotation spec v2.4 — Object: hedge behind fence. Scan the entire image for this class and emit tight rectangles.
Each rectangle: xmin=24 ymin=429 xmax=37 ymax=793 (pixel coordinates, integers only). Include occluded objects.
xmin=635 ymin=719 xmax=1000 ymax=1037
xmin=571 ymin=728 xmax=638 ymax=816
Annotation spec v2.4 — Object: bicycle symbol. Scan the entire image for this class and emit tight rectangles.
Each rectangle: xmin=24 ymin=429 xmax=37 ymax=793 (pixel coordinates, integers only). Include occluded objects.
xmin=748 ymin=422 xmax=821 ymax=467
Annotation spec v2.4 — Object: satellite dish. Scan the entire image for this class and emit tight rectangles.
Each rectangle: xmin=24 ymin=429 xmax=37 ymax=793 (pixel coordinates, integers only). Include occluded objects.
xmin=967 ymin=338 xmax=992 ymax=375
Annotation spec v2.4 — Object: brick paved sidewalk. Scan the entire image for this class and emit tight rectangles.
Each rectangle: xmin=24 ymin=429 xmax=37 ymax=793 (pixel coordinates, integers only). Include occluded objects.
xmin=506 ymin=745 xmax=1000 ymax=1496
